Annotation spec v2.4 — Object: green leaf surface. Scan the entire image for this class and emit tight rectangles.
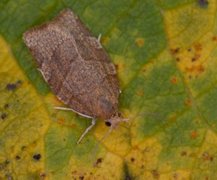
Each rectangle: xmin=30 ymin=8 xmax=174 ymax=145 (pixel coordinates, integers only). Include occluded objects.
xmin=1 ymin=0 xmax=217 ymax=179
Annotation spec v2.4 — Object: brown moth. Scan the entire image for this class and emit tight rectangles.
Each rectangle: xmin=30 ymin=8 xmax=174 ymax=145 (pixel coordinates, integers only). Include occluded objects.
xmin=23 ymin=9 xmax=125 ymax=143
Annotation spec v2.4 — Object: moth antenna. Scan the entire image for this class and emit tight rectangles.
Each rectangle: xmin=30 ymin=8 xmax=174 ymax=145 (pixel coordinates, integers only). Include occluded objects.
xmin=97 ymin=34 xmax=102 ymax=43
xmin=37 ymin=68 xmax=47 ymax=80
xmin=54 ymin=106 xmax=73 ymax=111
xmin=54 ymin=106 xmax=93 ymax=118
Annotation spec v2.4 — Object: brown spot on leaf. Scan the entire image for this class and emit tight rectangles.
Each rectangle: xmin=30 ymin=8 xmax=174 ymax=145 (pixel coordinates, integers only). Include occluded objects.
xmin=4 ymin=104 xmax=9 ymax=109
xmin=79 ymin=176 xmax=84 ymax=180
xmin=173 ymin=173 xmax=179 ymax=180
xmin=185 ymin=65 xmax=205 ymax=74
xmin=5 ymin=80 xmax=22 ymax=91
xmin=15 ymin=155 xmax=21 ymax=160
xmin=190 ymin=130 xmax=198 ymax=139
xmin=72 ymin=170 xmax=77 ymax=174
xmin=130 ymin=157 xmax=135 ymax=163
xmin=0 ymin=160 xmax=10 ymax=170
xmin=202 ymin=152 xmax=213 ymax=161
xmin=185 ymin=66 xmax=194 ymax=73
xmin=210 ymin=156 xmax=214 ymax=161
xmin=192 ymin=54 xmax=201 ymax=62
xmin=170 ymin=76 xmax=178 ymax=84
xmin=136 ymin=89 xmax=144 ymax=96
xmin=176 ymin=57 xmax=180 ymax=62
xmin=94 ymin=158 xmax=103 ymax=167
xmin=6 ymin=83 xmax=17 ymax=91
xmin=21 ymin=146 xmax=26 ymax=151
xmin=181 ymin=151 xmax=187 ymax=156
xmin=212 ymin=36 xmax=217 ymax=41
xmin=170 ymin=48 xmax=180 ymax=55
xmin=57 ymin=118 xmax=65 ymax=125
xmin=191 ymin=57 xmax=196 ymax=62
xmin=185 ymin=98 xmax=192 ymax=107
xmin=114 ymin=64 xmax=119 ymax=71
xmin=142 ymin=67 xmax=146 ymax=72
xmin=40 ymin=173 xmax=46 ymax=179
xmin=96 ymin=158 xmax=102 ymax=164
xmin=135 ymin=37 xmax=145 ymax=47
xmin=151 ymin=169 xmax=159 ymax=179
xmin=33 ymin=154 xmax=41 ymax=161
xmin=198 ymin=0 xmax=209 ymax=8
xmin=1 ymin=113 xmax=7 ymax=120
xmin=197 ymin=65 xmax=205 ymax=73
xmin=194 ymin=43 xmax=202 ymax=52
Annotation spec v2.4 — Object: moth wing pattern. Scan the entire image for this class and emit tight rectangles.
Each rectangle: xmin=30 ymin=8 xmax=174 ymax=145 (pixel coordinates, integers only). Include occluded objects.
xmin=23 ymin=9 xmax=120 ymax=119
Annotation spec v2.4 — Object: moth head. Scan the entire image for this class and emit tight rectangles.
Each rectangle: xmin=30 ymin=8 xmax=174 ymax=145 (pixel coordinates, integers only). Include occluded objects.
xmin=104 ymin=114 xmax=128 ymax=128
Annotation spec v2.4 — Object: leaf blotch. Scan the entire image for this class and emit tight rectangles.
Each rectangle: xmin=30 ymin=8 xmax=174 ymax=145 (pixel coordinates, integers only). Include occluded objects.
xmin=190 ymin=130 xmax=198 ymax=139
xmin=151 ymin=169 xmax=160 ymax=179
xmin=33 ymin=154 xmax=41 ymax=161
xmin=1 ymin=113 xmax=7 ymax=120
xmin=94 ymin=158 xmax=103 ymax=167
xmin=180 ymin=151 xmax=187 ymax=156
xmin=198 ymin=0 xmax=209 ymax=8
xmin=130 ymin=157 xmax=135 ymax=163
xmin=4 ymin=104 xmax=9 ymax=109
xmin=170 ymin=47 xmax=180 ymax=55
xmin=5 ymin=80 xmax=22 ymax=91
xmin=202 ymin=152 xmax=214 ymax=162
xmin=135 ymin=38 xmax=145 ymax=47
xmin=15 ymin=155 xmax=21 ymax=160
xmin=184 ymin=98 xmax=192 ymax=107
xmin=170 ymin=76 xmax=178 ymax=84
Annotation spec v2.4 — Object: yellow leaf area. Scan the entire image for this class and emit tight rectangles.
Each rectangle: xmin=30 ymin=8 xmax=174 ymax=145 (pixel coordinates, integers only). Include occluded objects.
xmin=0 ymin=37 xmax=49 ymax=178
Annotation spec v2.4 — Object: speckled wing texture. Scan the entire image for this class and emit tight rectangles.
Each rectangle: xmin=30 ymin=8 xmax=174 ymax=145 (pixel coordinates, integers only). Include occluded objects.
xmin=23 ymin=9 xmax=120 ymax=120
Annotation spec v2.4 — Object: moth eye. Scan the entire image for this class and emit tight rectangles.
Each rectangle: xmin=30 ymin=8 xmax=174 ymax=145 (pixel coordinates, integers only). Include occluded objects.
xmin=105 ymin=121 xmax=112 ymax=127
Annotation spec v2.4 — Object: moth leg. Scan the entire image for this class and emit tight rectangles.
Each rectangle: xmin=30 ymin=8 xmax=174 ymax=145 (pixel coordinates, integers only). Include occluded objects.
xmin=97 ymin=34 xmax=102 ymax=43
xmin=77 ymin=118 xmax=96 ymax=144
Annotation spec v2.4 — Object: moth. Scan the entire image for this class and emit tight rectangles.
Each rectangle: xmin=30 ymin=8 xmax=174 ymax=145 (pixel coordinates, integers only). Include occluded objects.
xmin=23 ymin=9 xmax=126 ymax=143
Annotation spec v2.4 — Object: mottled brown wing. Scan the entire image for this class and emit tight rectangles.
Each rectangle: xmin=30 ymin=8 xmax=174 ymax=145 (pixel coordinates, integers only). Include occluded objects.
xmin=23 ymin=9 xmax=120 ymax=119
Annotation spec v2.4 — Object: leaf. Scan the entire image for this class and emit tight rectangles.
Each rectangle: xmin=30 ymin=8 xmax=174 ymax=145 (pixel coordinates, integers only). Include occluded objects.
xmin=1 ymin=0 xmax=217 ymax=179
